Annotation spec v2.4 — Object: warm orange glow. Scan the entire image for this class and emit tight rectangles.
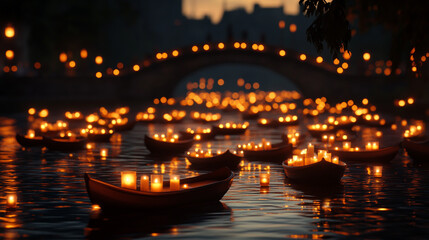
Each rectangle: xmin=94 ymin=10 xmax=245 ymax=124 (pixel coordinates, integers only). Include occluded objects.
xmin=337 ymin=67 xmax=344 ymax=74
xmin=237 ymin=78 xmax=245 ymax=86
xmin=260 ymin=173 xmax=270 ymax=187
xmin=156 ymin=53 xmax=162 ymax=59
xmin=218 ymin=78 xmax=224 ymax=86
xmin=11 ymin=65 xmax=17 ymax=72
xmin=6 ymin=193 xmax=17 ymax=208
xmin=203 ymin=44 xmax=210 ymax=51
xmin=279 ymin=50 xmax=286 ymax=56
xmin=341 ymin=62 xmax=348 ymax=69
xmin=240 ymin=42 xmax=247 ymax=49
xmin=258 ymin=44 xmax=264 ymax=51
xmin=192 ymin=45 xmax=198 ymax=52
xmin=398 ymin=100 xmax=406 ymax=107
xmin=95 ymin=72 xmax=102 ymax=78
xmin=299 ymin=54 xmax=306 ymax=61
xmin=113 ymin=69 xmax=120 ymax=76
xmin=28 ymin=108 xmax=36 ymax=115
xmin=278 ymin=20 xmax=285 ymax=29
xmin=411 ymin=66 xmax=417 ymax=72
xmin=362 ymin=98 xmax=369 ymax=105
xmin=407 ymin=97 xmax=414 ymax=104
xmin=172 ymin=50 xmax=179 ymax=57
xmin=315 ymin=56 xmax=323 ymax=63
xmin=289 ymin=23 xmax=297 ymax=32
xmin=133 ymin=64 xmax=140 ymax=71
xmin=234 ymin=42 xmax=240 ymax=48
xmin=3 ymin=66 xmax=10 ymax=73
xmin=68 ymin=61 xmax=76 ymax=68
xmin=253 ymin=82 xmax=260 ymax=89
xmin=333 ymin=58 xmax=340 ymax=65
xmin=95 ymin=56 xmax=103 ymax=65
xmin=4 ymin=26 xmax=15 ymax=38
xmin=59 ymin=52 xmax=67 ymax=62
xmin=92 ymin=204 xmax=101 ymax=211
xmin=39 ymin=109 xmax=49 ymax=118
xmin=121 ymin=171 xmax=137 ymax=190
xmin=161 ymin=52 xmax=168 ymax=59
xmin=384 ymin=68 xmax=391 ymax=76
xmin=218 ymin=42 xmax=225 ymax=49
xmin=5 ymin=50 xmax=14 ymax=60
xmin=363 ymin=52 xmax=371 ymax=61
xmin=342 ymin=51 xmax=351 ymax=60
xmin=252 ymin=44 xmax=258 ymax=50
xmin=117 ymin=62 xmax=124 ymax=69
xmin=80 ymin=49 xmax=88 ymax=59
xmin=34 ymin=62 xmax=41 ymax=69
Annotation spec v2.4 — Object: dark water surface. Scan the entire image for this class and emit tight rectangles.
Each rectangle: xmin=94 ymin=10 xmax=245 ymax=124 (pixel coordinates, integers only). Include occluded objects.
xmin=0 ymin=113 xmax=428 ymax=239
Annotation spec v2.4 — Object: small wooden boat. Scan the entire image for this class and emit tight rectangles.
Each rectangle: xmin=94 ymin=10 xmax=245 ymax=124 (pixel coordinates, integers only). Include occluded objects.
xmin=187 ymin=150 xmax=242 ymax=169
xmin=307 ymin=126 xmax=336 ymax=138
xmin=15 ymin=134 xmax=44 ymax=147
xmin=402 ymin=139 xmax=429 ymax=163
xmin=112 ymin=120 xmax=136 ymax=132
xmin=282 ymin=159 xmax=346 ymax=183
xmin=328 ymin=145 xmax=400 ymax=163
xmin=212 ymin=125 xmax=248 ymax=135
xmin=87 ymin=132 xmax=114 ymax=142
xmin=43 ymin=136 xmax=87 ymax=151
xmin=241 ymin=111 xmax=260 ymax=120
xmin=241 ymin=142 xmax=293 ymax=163
xmin=179 ymin=130 xmax=216 ymax=141
xmin=84 ymin=167 xmax=234 ymax=210
xmin=144 ymin=134 xmax=194 ymax=155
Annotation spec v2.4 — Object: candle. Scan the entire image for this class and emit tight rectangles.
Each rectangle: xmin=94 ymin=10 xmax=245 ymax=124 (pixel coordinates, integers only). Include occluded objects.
xmin=373 ymin=166 xmax=383 ymax=177
xmin=372 ymin=141 xmax=379 ymax=150
xmin=140 ymin=175 xmax=149 ymax=191
xmin=121 ymin=171 xmax=137 ymax=190
xmin=6 ymin=193 xmax=17 ymax=209
xmin=343 ymin=141 xmax=351 ymax=150
xmin=27 ymin=129 xmax=35 ymax=138
xmin=307 ymin=143 xmax=314 ymax=158
xmin=366 ymin=142 xmax=372 ymax=150
xmin=182 ymin=184 xmax=189 ymax=189
xmin=100 ymin=148 xmax=108 ymax=159
xmin=332 ymin=157 xmax=339 ymax=164
xmin=260 ymin=173 xmax=270 ymax=187
xmin=151 ymin=174 xmax=163 ymax=192
xmin=170 ymin=175 xmax=180 ymax=191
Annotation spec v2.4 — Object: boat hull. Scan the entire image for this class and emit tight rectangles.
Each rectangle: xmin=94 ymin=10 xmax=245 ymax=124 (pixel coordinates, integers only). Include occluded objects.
xmin=282 ymin=159 xmax=346 ymax=183
xmin=43 ymin=137 xmax=87 ymax=151
xmin=212 ymin=126 xmax=247 ymax=135
xmin=187 ymin=150 xmax=242 ymax=169
xmin=84 ymin=167 xmax=234 ymax=210
xmin=15 ymin=134 xmax=44 ymax=147
xmin=328 ymin=145 xmax=400 ymax=163
xmin=243 ymin=143 xmax=293 ymax=163
xmin=403 ymin=139 xmax=429 ymax=163
xmin=144 ymin=135 xmax=194 ymax=155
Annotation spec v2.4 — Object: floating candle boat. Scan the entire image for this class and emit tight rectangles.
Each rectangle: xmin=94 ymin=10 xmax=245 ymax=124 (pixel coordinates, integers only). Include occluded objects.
xmin=180 ymin=127 xmax=215 ymax=141
xmin=186 ymin=149 xmax=242 ymax=169
xmin=109 ymin=118 xmax=136 ymax=132
xmin=162 ymin=110 xmax=186 ymax=123
xmin=190 ymin=112 xmax=221 ymax=123
xmin=136 ymin=112 xmax=156 ymax=123
xmin=144 ymin=130 xmax=194 ymax=155
xmin=282 ymin=144 xmax=346 ymax=183
xmin=326 ymin=115 xmax=357 ymax=130
xmin=84 ymin=167 xmax=234 ymax=209
xmin=81 ymin=127 xmax=114 ymax=142
xmin=15 ymin=129 xmax=44 ymax=147
xmin=65 ymin=111 xmax=84 ymax=122
xmin=257 ymin=115 xmax=299 ymax=128
xmin=238 ymin=139 xmax=292 ymax=163
xmin=43 ymin=135 xmax=87 ymax=152
xmin=307 ymin=124 xmax=335 ymax=138
xmin=212 ymin=122 xmax=249 ymax=135
xmin=328 ymin=142 xmax=400 ymax=163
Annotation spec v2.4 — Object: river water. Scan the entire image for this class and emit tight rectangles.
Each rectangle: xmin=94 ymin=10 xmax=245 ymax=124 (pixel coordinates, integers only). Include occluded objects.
xmin=0 ymin=111 xmax=428 ymax=239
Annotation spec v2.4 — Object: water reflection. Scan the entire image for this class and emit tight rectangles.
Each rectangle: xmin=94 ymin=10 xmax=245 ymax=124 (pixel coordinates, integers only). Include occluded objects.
xmin=85 ymin=202 xmax=232 ymax=239
xmin=0 ymin=114 xmax=429 ymax=239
